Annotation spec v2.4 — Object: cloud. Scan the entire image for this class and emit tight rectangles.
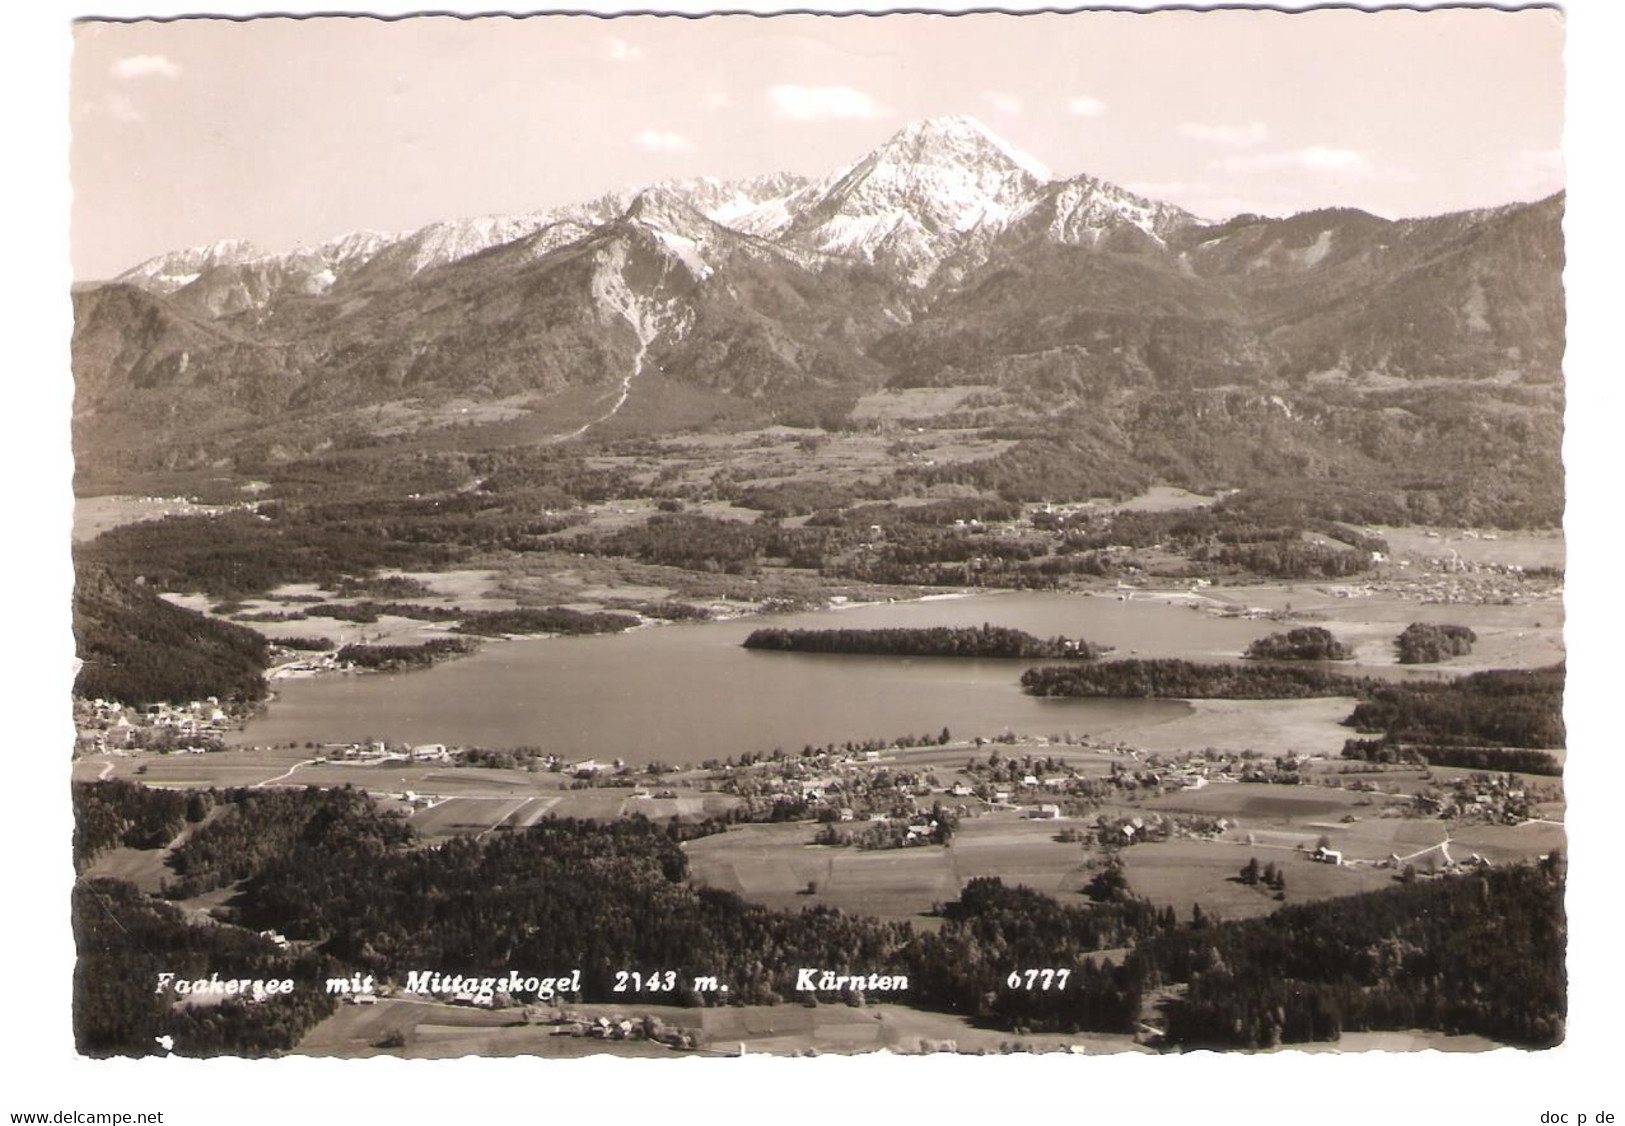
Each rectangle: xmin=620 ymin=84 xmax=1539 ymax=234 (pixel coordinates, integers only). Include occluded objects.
xmin=1066 ymin=96 xmax=1107 ymax=117
xmin=769 ymin=84 xmax=882 ymax=122
xmin=702 ymin=91 xmax=733 ymax=112
xmin=1179 ymin=121 xmax=1270 ymax=147
xmin=605 ymin=37 xmax=646 ymax=62
xmin=109 ymin=54 xmax=180 ymax=80
xmin=1213 ymin=146 xmax=1372 ymax=175
xmin=984 ymin=91 xmax=1022 ymax=116
xmin=633 ymin=129 xmax=695 ymax=153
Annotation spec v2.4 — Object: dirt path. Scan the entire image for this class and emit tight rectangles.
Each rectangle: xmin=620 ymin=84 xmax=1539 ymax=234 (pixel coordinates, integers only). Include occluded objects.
xmin=556 ymin=339 xmax=648 ymax=442
xmin=254 ymin=759 xmax=317 ymax=788
xmin=476 ymin=797 xmax=535 ymax=839
xmin=1395 ymin=826 xmax=1453 ymax=865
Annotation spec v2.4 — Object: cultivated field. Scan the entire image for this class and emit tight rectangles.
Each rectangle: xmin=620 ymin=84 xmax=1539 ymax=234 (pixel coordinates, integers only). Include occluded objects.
xmin=1118 ymin=838 xmax=1395 ymax=922
xmin=848 ymin=385 xmax=994 ymax=422
xmin=686 ymin=811 xmax=1242 ymax=921
xmin=684 ymin=821 xmax=959 ymax=921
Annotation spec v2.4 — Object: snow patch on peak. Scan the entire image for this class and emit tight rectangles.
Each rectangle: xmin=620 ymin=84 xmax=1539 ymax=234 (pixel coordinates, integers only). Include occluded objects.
xmin=774 ymin=115 xmax=1059 ymax=284
xmin=891 ymin=114 xmax=1053 ymax=182
xmin=117 ymin=239 xmax=268 ymax=293
xmin=1042 ymin=176 xmax=1196 ymax=247
xmin=646 ymin=227 xmax=714 ymax=282
xmin=590 ymin=240 xmax=695 ymax=347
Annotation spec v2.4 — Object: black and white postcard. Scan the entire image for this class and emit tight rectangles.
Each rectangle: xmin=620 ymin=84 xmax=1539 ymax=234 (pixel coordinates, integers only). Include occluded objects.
xmin=8 ymin=0 xmax=1618 ymax=1120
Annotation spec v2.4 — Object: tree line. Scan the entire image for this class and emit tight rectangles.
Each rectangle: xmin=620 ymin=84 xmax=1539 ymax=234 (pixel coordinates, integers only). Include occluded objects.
xmin=73 ymin=779 xmax=196 ymax=866
xmin=74 ymin=781 xmax=1565 ymax=1051
xmin=1341 ymin=739 xmax=1560 ymax=776
xmin=745 ymin=625 xmax=1102 ymax=660
xmin=73 ymin=877 xmax=337 ymax=1057
xmin=73 ymin=566 xmax=270 ymax=706
xmin=1022 ymin=659 xmax=1565 ymax=751
xmin=1021 ymin=658 xmax=1367 ymax=700
xmin=1344 ymin=666 xmax=1565 ymax=749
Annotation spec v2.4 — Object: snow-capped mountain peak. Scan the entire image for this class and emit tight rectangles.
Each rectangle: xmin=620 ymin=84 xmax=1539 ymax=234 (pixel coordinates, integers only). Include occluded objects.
xmin=874 ymin=114 xmax=1053 ymax=183
xmin=766 ymin=114 xmax=1059 ymax=284
xmin=107 ymin=116 xmax=1205 ymax=305
xmin=116 ymin=239 xmax=267 ymax=294
xmin=621 ymin=185 xmax=713 ymax=232
xmin=1033 ymin=174 xmax=1199 ymax=247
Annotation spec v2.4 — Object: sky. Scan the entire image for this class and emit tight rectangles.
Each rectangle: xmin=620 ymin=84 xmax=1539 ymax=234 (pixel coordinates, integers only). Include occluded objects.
xmin=69 ymin=9 xmax=1565 ymax=280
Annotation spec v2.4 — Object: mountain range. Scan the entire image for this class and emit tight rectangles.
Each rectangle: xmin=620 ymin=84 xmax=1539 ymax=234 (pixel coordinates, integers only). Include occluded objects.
xmin=72 ymin=114 xmax=1564 ymax=473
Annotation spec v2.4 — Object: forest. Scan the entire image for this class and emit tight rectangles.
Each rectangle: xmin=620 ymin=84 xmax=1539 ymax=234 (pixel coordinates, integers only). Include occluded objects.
xmin=73 ymin=778 xmax=196 ymax=865
xmin=74 ymin=877 xmax=338 ymax=1058
xmin=334 ymin=638 xmax=478 ymax=671
xmin=1143 ymin=858 xmax=1565 ymax=1048
xmin=1244 ymin=626 xmax=1356 ymax=661
xmin=453 ymin=606 xmax=640 ymax=637
xmin=73 ymin=565 xmax=270 ymax=706
xmin=1343 ymin=666 xmax=1565 ymax=749
xmin=1020 ymin=658 xmax=1367 ymax=700
xmin=744 ymin=624 xmax=1103 ymax=659
xmin=1021 ymin=659 xmax=1564 ymax=751
xmin=903 ymin=386 xmax=1561 ymax=530
xmin=1340 ymin=739 xmax=1560 ymax=776
xmin=72 ymin=781 xmax=1565 ymax=1053
xmin=161 ymin=785 xmax=414 ymax=900
xmin=1396 ymin=622 xmax=1478 ymax=664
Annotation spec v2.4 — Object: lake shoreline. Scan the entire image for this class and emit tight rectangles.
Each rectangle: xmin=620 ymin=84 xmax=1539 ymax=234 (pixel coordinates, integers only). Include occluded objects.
xmin=224 ymin=582 xmax=1559 ymax=763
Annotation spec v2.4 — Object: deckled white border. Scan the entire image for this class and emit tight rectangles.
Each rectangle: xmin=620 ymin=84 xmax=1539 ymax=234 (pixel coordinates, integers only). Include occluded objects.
xmin=5 ymin=2 xmax=1617 ymax=1122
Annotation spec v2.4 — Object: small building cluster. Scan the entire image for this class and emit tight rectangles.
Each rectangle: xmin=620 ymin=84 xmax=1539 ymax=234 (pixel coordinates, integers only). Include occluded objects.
xmin=74 ymin=696 xmax=232 ymax=754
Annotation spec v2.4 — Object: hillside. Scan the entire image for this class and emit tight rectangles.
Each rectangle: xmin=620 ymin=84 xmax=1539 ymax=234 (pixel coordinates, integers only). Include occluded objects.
xmin=71 ymin=115 xmax=1564 ymax=527
xmin=73 ymin=566 xmax=270 ymax=706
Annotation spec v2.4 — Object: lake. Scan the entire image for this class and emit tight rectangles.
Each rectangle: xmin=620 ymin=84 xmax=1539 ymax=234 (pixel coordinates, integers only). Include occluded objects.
xmin=233 ymin=591 xmax=1292 ymax=763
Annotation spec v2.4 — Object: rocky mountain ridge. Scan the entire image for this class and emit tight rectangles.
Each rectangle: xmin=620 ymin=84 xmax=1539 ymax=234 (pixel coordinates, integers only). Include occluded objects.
xmin=75 ymin=115 xmax=1563 ymax=473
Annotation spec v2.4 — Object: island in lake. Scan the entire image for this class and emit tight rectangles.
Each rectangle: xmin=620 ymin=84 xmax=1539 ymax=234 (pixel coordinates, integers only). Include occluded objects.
xmin=1244 ymin=627 xmax=1355 ymax=662
xmin=744 ymin=624 xmax=1104 ymax=660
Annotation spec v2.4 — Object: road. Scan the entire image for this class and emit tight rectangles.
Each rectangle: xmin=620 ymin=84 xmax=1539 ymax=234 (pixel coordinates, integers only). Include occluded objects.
xmin=254 ymin=759 xmax=318 ymax=788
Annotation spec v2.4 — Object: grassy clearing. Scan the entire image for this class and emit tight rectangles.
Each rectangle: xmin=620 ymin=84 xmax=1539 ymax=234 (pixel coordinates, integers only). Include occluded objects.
xmin=1376 ymin=526 xmax=1565 ymax=570
xmin=686 ymin=813 xmax=1110 ymax=920
xmin=1145 ymin=785 xmax=1375 ymax=821
xmin=684 ymin=821 xmax=956 ymax=921
xmin=1118 ymin=838 xmax=1394 ymax=922
xmin=1449 ymin=821 xmax=1567 ymax=864
xmin=80 ymin=845 xmax=172 ymax=895
xmin=402 ymin=798 xmax=514 ymax=838
xmin=1099 ymin=697 xmax=1359 ymax=757
xmin=948 ymin=817 xmax=1095 ymax=899
xmin=1108 ymin=486 xmax=1219 ymax=513
xmin=849 ymin=386 xmax=993 ymax=421
xmin=73 ymin=495 xmax=242 ymax=543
